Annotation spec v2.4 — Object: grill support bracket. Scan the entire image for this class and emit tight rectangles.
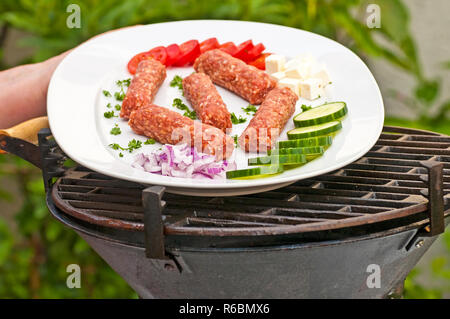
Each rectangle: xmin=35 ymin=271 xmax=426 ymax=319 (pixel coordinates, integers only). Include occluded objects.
xmin=405 ymin=160 xmax=445 ymax=251
xmin=421 ymin=161 xmax=445 ymax=236
xmin=143 ymin=185 xmax=166 ymax=259
xmin=142 ymin=185 xmax=183 ymax=273
xmin=38 ymin=128 xmax=66 ymax=192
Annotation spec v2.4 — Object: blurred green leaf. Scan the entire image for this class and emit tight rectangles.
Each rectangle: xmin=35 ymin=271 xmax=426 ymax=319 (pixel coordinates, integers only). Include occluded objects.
xmin=0 ymin=219 xmax=13 ymax=265
xmin=372 ymin=0 xmax=419 ymax=74
xmin=415 ymin=80 xmax=440 ymax=106
xmin=0 ymin=188 xmax=13 ymax=202
xmin=0 ymin=152 xmax=136 ymax=298
xmin=443 ymin=230 xmax=450 ymax=251
xmin=63 ymin=159 xmax=77 ymax=168
xmin=436 ymin=100 xmax=450 ymax=119
xmin=373 ymin=0 xmax=409 ymax=43
xmin=404 ymin=269 xmax=443 ymax=299
xmin=333 ymin=9 xmax=383 ymax=57
xmin=431 ymin=257 xmax=447 ymax=274
xmin=45 ymin=222 xmax=61 ymax=241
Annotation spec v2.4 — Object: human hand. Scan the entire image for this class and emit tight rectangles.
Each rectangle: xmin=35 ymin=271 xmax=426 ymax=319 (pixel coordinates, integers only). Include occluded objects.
xmin=0 ymin=51 xmax=70 ymax=129
xmin=0 ymin=26 xmax=141 ymax=129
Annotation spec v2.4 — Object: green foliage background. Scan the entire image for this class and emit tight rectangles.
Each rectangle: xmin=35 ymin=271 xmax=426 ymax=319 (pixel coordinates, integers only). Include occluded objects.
xmin=0 ymin=0 xmax=448 ymax=298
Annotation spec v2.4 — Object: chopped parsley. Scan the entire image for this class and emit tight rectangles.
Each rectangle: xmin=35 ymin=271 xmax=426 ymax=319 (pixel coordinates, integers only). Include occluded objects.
xmin=144 ymin=138 xmax=156 ymax=145
xmin=127 ymin=139 xmax=142 ymax=152
xmin=170 ymin=75 xmax=183 ymax=92
xmin=104 ymin=78 xmax=129 ymax=103
xmin=110 ymin=124 xmax=121 ymax=135
xmin=172 ymin=98 xmax=196 ymax=120
xmin=230 ymin=112 xmax=247 ymax=124
xmin=119 ymin=152 xmax=124 ymax=158
xmin=116 ymin=78 xmax=131 ymax=88
xmin=115 ymin=104 xmax=121 ymax=111
xmin=109 ymin=143 xmax=122 ymax=150
xmin=184 ymin=110 xmax=197 ymax=120
xmin=104 ymin=111 xmax=117 ymax=118
xmin=241 ymin=104 xmax=258 ymax=115
xmin=301 ymin=104 xmax=312 ymax=112
xmin=109 ymin=139 xmax=143 ymax=153
xmin=172 ymin=98 xmax=186 ymax=109
xmin=113 ymin=78 xmax=130 ymax=102
xmin=114 ymin=91 xmax=125 ymax=101
xmin=232 ymin=135 xmax=239 ymax=148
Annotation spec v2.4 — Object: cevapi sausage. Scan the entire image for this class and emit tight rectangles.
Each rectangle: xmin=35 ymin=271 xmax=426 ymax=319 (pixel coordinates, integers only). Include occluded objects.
xmin=120 ymin=58 xmax=166 ymax=119
xmin=193 ymin=49 xmax=276 ymax=105
xmin=128 ymin=104 xmax=234 ymax=160
xmin=182 ymin=72 xmax=232 ymax=133
xmin=239 ymin=86 xmax=298 ymax=152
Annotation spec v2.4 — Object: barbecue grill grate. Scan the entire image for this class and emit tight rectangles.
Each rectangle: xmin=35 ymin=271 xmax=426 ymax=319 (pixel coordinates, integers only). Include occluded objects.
xmin=49 ymin=126 xmax=450 ymax=248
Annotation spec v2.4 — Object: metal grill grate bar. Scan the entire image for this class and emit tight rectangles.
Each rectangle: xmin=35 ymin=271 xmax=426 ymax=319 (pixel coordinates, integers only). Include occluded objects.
xmin=59 ymin=191 xmax=142 ymax=205
xmin=376 ymin=139 xmax=450 ymax=149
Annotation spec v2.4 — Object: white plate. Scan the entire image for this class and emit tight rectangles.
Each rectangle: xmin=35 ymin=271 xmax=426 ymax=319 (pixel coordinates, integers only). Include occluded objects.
xmin=47 ymin=20 xmax=384 ymax=197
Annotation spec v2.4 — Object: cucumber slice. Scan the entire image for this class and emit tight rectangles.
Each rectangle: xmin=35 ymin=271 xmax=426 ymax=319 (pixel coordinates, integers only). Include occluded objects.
xmin=268 ymin=146 xmax=324 ymax=161
xmin=277 ymin=136 xmax=332 ymax=149
xmin=226 ymin=165 xmax=284 ymax=180
xmin=268 ymin=146 xmax=324 ymax=155
xmin=287 ymin=121 xmax=342 ymax=140
xmin=283 ymin=164 xmax=305 ymax=171
xmin=248 ymin=154 xmax=307 ymax=166
xmin=294 ymin=102 xmax=347 ymax=127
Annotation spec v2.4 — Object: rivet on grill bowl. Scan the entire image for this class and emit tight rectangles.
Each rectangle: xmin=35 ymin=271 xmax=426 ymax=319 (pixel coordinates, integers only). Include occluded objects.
xmin=415 ymin=240 xmax=424 ymax=248
xmin=164 ymin=263 xmax=175 ymax=271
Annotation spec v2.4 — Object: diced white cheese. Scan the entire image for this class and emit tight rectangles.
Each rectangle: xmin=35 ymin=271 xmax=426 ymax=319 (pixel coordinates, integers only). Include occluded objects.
xmin=299 ymin=78 xmax=324 ymax=100
xmin=265 ymin=54 xmax=286 ymax=74
xmin=294 ymin=53 xmax=315 ymax=64
xmin=278 ymin=78 xmax=301 ymax=96
xmin=271 ymin=71 xmax=286 ymax=81
xmin=310 ymin=64 xmax=331 ymax=86
xmin=284 ymin=62 xmax=311 ymax=80
xmin=284 ymin=58 xmax=301 ymax=70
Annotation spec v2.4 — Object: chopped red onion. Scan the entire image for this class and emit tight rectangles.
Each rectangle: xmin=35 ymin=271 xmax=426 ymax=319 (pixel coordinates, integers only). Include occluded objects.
xmin=132 ymin=143 xmax=235 ymax=179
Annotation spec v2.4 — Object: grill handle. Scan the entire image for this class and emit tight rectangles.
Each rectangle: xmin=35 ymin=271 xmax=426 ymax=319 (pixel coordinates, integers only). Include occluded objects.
xmin=0 ymin=116 xmax=49 ymax=167
xmin=0 ymin=116 xmax=49 ymax=146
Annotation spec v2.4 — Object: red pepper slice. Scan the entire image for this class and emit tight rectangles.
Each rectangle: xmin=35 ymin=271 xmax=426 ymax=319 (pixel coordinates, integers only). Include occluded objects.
xmin=148 ymin=46 xmax=167 ymax=66
xmin=246 ymin=43 xmax=266 ymax=63
xmin=173 ymin=40 xmax=201 ymax=66
xmin=165 ymin=44 xmax=181 ymax=66
xmin=234 ymin=40 xmax=254 ymax=61
xmin=127 ymin=51 xmax=152 ymax=74
xmin=248 ymin=53 xmax=272 ymax=70
xmin=219 ymin=42 xmax=238 ymax=56
xmin=200 ymin=37 xmax=220 ymax=53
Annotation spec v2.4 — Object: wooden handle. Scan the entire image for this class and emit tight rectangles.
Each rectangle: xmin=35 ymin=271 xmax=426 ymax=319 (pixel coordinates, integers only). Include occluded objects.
xmin=0 ymin=116 xmax=49 ymax=153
